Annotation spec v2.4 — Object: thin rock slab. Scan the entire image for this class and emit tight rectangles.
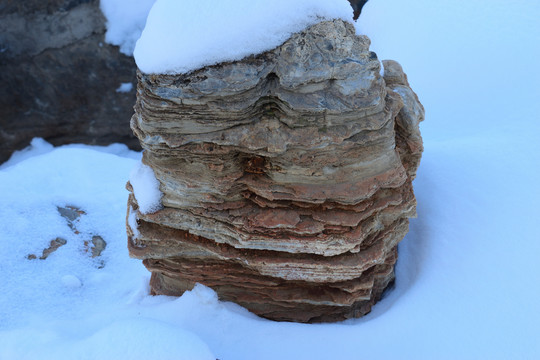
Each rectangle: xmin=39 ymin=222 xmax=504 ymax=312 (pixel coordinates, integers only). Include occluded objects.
xmin=127 ymin=19 xmax=424 ymax=323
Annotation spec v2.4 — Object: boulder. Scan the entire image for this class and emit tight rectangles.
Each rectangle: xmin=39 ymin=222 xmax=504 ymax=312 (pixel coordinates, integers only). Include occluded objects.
xmin=127 ymin=19 xmax=424 ymax=322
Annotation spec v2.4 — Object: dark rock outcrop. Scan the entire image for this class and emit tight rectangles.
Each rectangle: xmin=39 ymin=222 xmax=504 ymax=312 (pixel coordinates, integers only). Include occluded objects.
xmin=127 ymin=19 xmax=424 ymax=322
xmin=0 ymin=0 xmax=140 ymax=164
xmin=348 ymin=0 xmax=369 ymax=20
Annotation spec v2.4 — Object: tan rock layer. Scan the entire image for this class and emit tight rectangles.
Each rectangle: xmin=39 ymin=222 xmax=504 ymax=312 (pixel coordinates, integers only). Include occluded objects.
xmin=146 ymin=255 xmax=396 ymax=323
xmin=127 ymin=20 xmax=424 ymax=322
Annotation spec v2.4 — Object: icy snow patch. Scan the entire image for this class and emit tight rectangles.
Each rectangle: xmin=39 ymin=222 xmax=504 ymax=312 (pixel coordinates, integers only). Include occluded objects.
xmin=134 ymin=0 xmax=354 ymax=74
xmin=100 ymin=0 xmax=156 ymax=55
xmin=129 ymin=161 xmax=163 ymax=214
xmin=115 ymin=82 xmax=133 ymax=93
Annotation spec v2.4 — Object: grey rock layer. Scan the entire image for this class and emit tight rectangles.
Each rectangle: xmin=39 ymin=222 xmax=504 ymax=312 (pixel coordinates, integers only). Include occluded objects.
xmin=127 ymin=19 xmax=424 ymax=322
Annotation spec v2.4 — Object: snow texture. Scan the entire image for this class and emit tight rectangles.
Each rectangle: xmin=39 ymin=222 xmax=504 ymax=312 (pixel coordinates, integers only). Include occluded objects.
xmin=61 ymin=275 xmax=83 ymax=288
xmin=0 ymin=138 xmax=141 ymax=172
xmin=133 ymin=0 xmax=354 ymax=74
xmin=0 ymin=138 xmax=54 ymax=170
xmin=129 ymin=161 xmax=163 ymax=214
xmin=100 ymin=0 xmax=156 ymax=55
xmin=1 ymin=0 xmax=540 ymax=359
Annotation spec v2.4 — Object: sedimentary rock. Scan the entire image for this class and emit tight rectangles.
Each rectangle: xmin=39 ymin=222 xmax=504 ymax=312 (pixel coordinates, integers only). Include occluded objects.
xmin=0 ymin=0 xmax=140 ymax=164
xmin=127 ymin=19 xmax=424 ymax=322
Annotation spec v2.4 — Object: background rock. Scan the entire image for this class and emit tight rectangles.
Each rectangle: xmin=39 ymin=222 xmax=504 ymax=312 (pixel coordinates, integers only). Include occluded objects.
xmin=348 ymin=0 xmax=368 ymax=20
xmin=0 ymin=0 xmax=140 ymax=164
xmin=127 ymin=19 xmax=424 ymax=323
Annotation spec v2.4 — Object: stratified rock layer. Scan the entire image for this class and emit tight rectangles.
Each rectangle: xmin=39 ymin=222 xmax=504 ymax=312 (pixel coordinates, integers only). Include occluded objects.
xmin=127 ymin=19 xmax=424 ymax=323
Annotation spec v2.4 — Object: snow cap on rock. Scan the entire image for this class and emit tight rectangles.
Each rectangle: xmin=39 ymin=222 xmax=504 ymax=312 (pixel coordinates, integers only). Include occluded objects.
xmin=129 ymin=161 xmax=163 ymax=214
xmin=134 ymin=0 xmax=354 ymax=74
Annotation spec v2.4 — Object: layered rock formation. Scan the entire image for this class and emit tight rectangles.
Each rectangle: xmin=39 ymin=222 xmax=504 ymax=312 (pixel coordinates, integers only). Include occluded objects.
xmin=127 ymin=19 xmax=424 ymax=322
xmin=0 ymin=0 xmax=140 ymax=164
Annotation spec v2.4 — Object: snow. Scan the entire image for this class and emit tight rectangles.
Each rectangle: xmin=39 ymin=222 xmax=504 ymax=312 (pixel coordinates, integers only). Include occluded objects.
xmin=61 ymin=275 xmax=83 ymax=288
xmin=133 ymin=0 xmax=354 ymax=74
xmin=100 ymin=0 xmax=156 ymax=55
xmin=1 ymin=0 xmax=540 ymax=359
xmin=0 ymin=138 xmax=140 ymax=171
xmin=129 ymin=161 xmax=163 ymax=214
xmin=115 ymin=82 xmax=133 ymax=93
xmin=0 ymin=137 xmax=54 ymax=170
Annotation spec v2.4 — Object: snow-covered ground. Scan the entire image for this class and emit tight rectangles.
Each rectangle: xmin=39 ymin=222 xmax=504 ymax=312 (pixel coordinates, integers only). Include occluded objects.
xmin=1 ymin=0 xmax=539 ymax=359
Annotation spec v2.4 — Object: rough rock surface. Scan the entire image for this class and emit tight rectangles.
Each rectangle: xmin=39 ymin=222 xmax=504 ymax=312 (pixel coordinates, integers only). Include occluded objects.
xmin=0 ymin=0 xmax=140 ymax=164
xmin=127 ymin=19 xmax=424 ymax=323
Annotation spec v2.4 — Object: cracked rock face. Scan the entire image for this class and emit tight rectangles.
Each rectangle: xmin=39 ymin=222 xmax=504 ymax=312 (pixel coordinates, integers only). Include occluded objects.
xmin=127 ymin=20 xmax=424 ymax=323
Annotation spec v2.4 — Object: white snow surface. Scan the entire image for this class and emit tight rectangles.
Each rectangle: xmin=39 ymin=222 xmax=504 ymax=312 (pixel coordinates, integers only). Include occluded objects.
xmin=129 ymin=161 xmax=163 ymax=214
xmin=133 ymin=0 xmax=354 ymax=74
xmin=1 ymin=1 xmax=540 ymax=359
xmin=115 ymin=82 xmax=133 ymax=93
xmin=100 ymin=0 xmax=156 ymax=55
